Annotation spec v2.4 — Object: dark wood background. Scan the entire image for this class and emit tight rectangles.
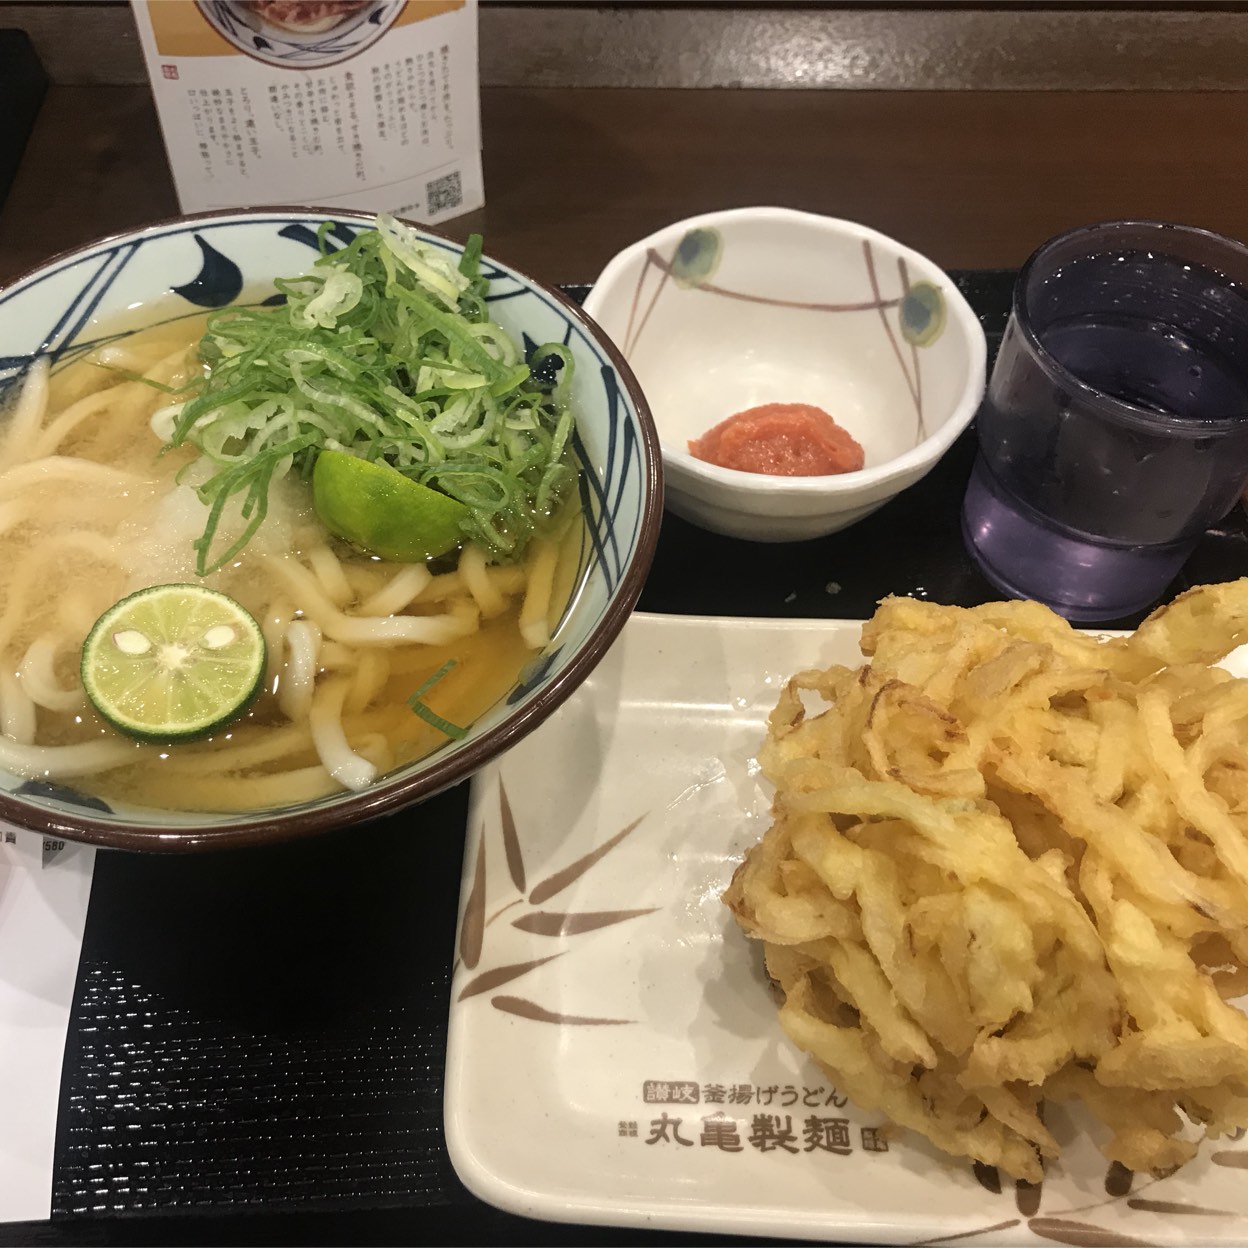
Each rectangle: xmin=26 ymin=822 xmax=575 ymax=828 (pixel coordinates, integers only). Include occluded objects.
xmin=5 ymin=3 xmax=1248 ymax=287
xmin=7 ymin=1 xmax=1248 ymax=91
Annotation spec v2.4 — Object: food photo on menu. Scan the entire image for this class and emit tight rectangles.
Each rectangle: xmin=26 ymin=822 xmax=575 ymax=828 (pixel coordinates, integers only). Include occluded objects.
xmin=240 ymin=2 xmax=376 ymax=35
xmin=2 ymin=2 xmax=1248 ymax=1245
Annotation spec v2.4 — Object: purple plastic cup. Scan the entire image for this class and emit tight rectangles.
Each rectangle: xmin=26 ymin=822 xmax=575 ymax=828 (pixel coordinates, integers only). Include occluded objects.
xmin=962 ymin=220 xmax=1248 ymax=622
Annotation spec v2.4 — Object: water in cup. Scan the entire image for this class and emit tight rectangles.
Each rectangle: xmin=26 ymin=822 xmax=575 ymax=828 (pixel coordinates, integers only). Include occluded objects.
xmin=962 ymin=226 xmax=1248 ymax=622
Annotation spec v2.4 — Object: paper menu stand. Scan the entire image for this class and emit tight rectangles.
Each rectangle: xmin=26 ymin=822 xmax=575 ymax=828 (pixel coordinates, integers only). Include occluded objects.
xmin=130 ymin=0 xmax=484 ymax=223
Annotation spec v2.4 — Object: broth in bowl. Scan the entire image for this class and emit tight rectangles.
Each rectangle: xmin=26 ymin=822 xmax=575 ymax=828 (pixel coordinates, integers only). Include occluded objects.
xmin=0 ymin=327 xmax=582 ymax=812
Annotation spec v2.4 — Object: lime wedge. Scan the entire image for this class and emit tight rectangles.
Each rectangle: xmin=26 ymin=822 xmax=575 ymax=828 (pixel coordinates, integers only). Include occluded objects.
xmin=81 ymin=584 xmax=266 ymax=741
xmin=312 ymin=449 xmax=470 ymax=562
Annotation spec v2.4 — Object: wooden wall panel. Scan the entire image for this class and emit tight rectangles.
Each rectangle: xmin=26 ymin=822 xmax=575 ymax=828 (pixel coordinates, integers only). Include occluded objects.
xmin=2 ymin=2 xmax=1248 ymax=90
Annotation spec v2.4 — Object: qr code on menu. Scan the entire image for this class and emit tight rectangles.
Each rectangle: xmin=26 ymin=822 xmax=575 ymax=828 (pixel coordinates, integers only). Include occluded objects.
xmin=427 ymin=170 xmax=463 ymax=215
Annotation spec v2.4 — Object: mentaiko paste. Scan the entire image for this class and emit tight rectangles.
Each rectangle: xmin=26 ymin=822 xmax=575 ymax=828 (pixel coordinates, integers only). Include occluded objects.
xmin=687 ymin=403 xmax=865 ymax=477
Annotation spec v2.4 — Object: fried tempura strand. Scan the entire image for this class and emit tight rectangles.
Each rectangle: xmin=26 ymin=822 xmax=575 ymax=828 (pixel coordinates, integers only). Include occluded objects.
xmin=725 ymin=581 xmax=1248 ymax=1183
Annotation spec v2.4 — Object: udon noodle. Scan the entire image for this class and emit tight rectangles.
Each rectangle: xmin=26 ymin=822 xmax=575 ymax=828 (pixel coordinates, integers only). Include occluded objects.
xmin=0 ymin=315 xmax=582 ymax=812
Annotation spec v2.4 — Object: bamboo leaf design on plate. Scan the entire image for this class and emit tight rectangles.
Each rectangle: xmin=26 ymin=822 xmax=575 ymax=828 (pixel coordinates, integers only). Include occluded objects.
xmin=1103 ymin=1161 xmax=1132 ymax=1197
xmin=1015 ymin=1178 xmax=1042 ymax=1217
xmin=971 ymin=1161 xmax=1001 ymax=1195
xmin=1126 ymin=1198 xmax=1236 ymax=1216
xmin=457 ymin=802 xmax=655 ymax=1019
xmin=1211 ymin=1149 xmax=1248 ymax=1168
xmin=1026 ymin=1217 xmax=1155 ymax=1247
xmin=457 ymin=952 xmax=564 ymax=1002
xmin=528 ymin=813 xmax=647 ymax=905
xmin=511 ymin=908 xmax=658 ymax=936
xmin=459 ymin=827 xmax=487 ymax=970
xmin=498 ymin=777 xmax=526 ymax=893
xmin=909 ymin=1220 xmax=1021 ymax=1246
xmin=490 ymin=995 xmax=632 ymax=1026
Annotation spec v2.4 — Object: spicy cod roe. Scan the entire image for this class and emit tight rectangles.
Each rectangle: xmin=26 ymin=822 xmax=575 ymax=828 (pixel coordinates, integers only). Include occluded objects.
xmin=688 ymin=403 xmax=865 ymax=477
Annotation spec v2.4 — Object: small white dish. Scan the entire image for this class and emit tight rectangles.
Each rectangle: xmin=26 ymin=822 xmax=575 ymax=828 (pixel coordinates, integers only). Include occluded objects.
xmin=584 ymin=207 xmax=987 ymax=541
xmin=445 ymin=611 xmax=1248 ymax=1243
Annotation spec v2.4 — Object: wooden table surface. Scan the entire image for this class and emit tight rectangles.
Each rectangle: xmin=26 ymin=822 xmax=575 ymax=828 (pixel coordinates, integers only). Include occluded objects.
xmin=4 ymin=86 xmax=1248 ymax=288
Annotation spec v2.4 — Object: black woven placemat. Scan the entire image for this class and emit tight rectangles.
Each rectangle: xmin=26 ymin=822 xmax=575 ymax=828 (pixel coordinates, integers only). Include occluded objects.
xmin=53 ymin=792 xmax=467 ymax=1219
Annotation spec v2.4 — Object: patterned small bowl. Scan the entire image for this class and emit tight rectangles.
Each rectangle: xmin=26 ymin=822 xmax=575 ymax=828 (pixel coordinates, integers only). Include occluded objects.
xmin=584 ymin=206 xmax=986 ymax=541
xmin=0 ymin=209 xmax=662 ymax=850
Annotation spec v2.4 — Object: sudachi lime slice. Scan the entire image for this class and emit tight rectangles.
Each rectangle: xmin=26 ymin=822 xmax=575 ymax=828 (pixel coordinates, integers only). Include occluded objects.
xmin=312 ymin=449 xmax=470 ymax=562
xmin=81 ymin=584 xmax=266 ymax=741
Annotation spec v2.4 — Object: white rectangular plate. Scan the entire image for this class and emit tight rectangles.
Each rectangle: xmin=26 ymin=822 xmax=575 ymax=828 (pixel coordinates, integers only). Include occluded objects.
xmin=444 ymin=612 xmax=1248 ymax=1244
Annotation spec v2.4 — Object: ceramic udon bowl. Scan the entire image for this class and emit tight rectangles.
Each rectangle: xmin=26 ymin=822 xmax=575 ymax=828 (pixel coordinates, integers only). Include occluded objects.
xmin=584 ymin=206 xmax=986 ymax=541
xmin=0 ymin=208 xmax=662 ymax=850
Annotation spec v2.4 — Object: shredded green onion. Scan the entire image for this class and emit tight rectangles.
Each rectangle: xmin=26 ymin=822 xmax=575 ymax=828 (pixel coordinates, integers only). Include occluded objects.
xmin=160 ymin=214 xmax=578 ymax=575
xmin=406 ymin=659 xmax=468 ymax=739
xmin=98 ymin=365 xmax=195 ymax=396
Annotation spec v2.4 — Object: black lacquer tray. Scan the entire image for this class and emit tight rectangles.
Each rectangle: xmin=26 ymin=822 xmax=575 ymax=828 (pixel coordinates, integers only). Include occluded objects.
xmin=5 ymin=273 xmax=1247 ymax=1247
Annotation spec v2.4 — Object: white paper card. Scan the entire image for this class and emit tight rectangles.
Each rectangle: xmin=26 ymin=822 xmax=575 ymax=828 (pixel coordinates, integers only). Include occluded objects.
xmin=0 ymin=828 xmax=95 ymax=1222
xmin=131 ymin=0 xmax=484 ymax=221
